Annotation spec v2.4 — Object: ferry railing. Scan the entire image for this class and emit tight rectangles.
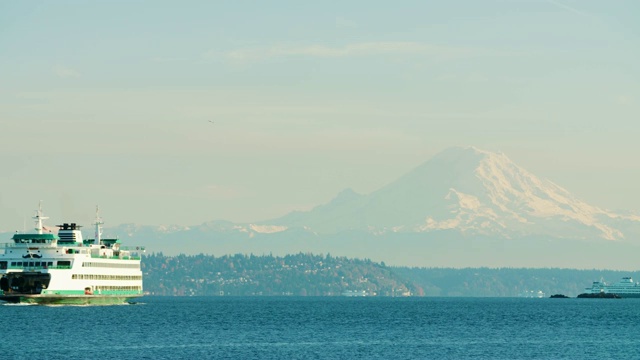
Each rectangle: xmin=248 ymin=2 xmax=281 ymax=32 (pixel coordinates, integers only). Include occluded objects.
xmin=0 ymin=242 xmax=58 ymax=249
xmin=1 ymin=243 xmax=144 ymax=251
xmin=120 ymin=246 xmax=146 ymax=252
xmin=0 ymin=243 xmax=91 ymax=255
xmin=89 ymin=254 xmax=142 ymax=260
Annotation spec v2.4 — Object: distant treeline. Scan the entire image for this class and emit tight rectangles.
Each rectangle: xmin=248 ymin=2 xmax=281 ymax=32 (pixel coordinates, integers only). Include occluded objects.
xmin=142 ymin=253 xmax=413 ymax=296
xmin=142 ymin=253 xmax=637 ymax=297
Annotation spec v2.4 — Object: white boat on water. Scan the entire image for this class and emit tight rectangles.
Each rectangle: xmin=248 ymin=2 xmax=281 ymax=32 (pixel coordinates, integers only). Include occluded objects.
xmin=0 ymin=204 xmax=144 ymax=305
xmin=583 ymin=277 xmax=640 ymax=298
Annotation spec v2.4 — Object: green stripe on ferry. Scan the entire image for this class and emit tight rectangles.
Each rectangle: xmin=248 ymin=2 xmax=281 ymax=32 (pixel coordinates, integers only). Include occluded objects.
xmin=12 ymin=233 xmax=59 ymax=241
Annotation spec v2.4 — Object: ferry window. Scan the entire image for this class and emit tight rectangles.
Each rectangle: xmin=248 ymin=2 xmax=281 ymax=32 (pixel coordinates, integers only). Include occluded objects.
xmin=34 ymin=262 xmax=40 ymax=267
xmin=17 ymin=262 xmax=22 ymax=266
xmin=48 ymin=262 xmax=53 ymax=266
xmin=58 ymin=261 xmax=71 ymax=267
xmin=10 ymin=262 xmax=15 ymax=267
xmin=0 ymin=261 xmax=6 ymax=269
xmin=29 ymin=262 xmax=34 ymax=267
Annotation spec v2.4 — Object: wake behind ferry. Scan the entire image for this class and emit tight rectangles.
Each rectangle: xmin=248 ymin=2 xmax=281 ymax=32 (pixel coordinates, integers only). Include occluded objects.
xmin=0 ymin=205 xmax=144 ymax=305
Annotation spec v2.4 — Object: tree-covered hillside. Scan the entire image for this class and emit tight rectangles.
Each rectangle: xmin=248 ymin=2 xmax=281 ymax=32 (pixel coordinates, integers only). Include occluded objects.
xmin=142 ymin=253 xmax=414 ymax=296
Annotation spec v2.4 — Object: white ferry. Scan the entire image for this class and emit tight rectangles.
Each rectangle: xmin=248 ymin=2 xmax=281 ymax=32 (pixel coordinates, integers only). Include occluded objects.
xmin=583 ymin=277 xmax=640 ymax=298
xmin=0 ymin=205 xmax=144 ymax=305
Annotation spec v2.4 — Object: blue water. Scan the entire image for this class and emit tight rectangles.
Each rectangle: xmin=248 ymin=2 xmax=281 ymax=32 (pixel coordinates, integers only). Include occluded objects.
xmin=2 ymin=297 xmax=639 ymax=359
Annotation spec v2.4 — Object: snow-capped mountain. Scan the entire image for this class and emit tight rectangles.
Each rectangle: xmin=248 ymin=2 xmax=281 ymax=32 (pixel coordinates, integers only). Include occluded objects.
xmin=10 ymin=146 xmax=631 ymax=269
xmin=262 ymin=146 xmax=640 ymax=242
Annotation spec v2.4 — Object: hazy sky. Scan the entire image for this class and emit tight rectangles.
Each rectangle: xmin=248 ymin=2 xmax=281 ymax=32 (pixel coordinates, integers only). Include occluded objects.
xmin=1 ymin=0 xmax=638 ymax=230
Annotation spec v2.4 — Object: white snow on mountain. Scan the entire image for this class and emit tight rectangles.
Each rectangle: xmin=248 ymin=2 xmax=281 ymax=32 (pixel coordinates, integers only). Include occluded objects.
xmin=414 ymin=147 xmax=629 ymax=240
xmin=249 ymin=224 xmax=288 ymax=234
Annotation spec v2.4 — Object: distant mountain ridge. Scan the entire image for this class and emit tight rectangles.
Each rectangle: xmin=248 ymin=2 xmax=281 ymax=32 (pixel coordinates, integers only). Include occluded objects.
xmin=259 ymin=146 xmax=640 ymax=241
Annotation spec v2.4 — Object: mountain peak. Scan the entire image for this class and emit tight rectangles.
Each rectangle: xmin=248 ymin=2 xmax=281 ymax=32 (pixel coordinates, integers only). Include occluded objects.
xmin=332 ymin=188 xmax=361 ymax=204
xmin=429 ymin=146 xmax=509 ymax=168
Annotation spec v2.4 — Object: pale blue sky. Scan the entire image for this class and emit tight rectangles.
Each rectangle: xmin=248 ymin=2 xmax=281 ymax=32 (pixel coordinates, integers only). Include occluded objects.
xmin=0 ymin=0 xmax=638 ymax=229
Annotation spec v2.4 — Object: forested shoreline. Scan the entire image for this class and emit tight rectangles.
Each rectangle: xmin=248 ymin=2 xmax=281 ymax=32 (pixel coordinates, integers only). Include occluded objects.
xmin=141 ymin=253 xmax=636 ymax=297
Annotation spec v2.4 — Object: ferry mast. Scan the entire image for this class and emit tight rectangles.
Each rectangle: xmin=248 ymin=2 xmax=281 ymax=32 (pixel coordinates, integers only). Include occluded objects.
xmin=94 ymin=206 xmax=103 ymax=245
xmin=33 ymin=201 xmax=48 ymax=234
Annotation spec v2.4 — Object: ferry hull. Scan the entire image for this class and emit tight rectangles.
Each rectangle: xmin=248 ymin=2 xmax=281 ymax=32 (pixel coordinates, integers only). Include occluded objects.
xmin=0 ymin=294 xmax=141 ymax=305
